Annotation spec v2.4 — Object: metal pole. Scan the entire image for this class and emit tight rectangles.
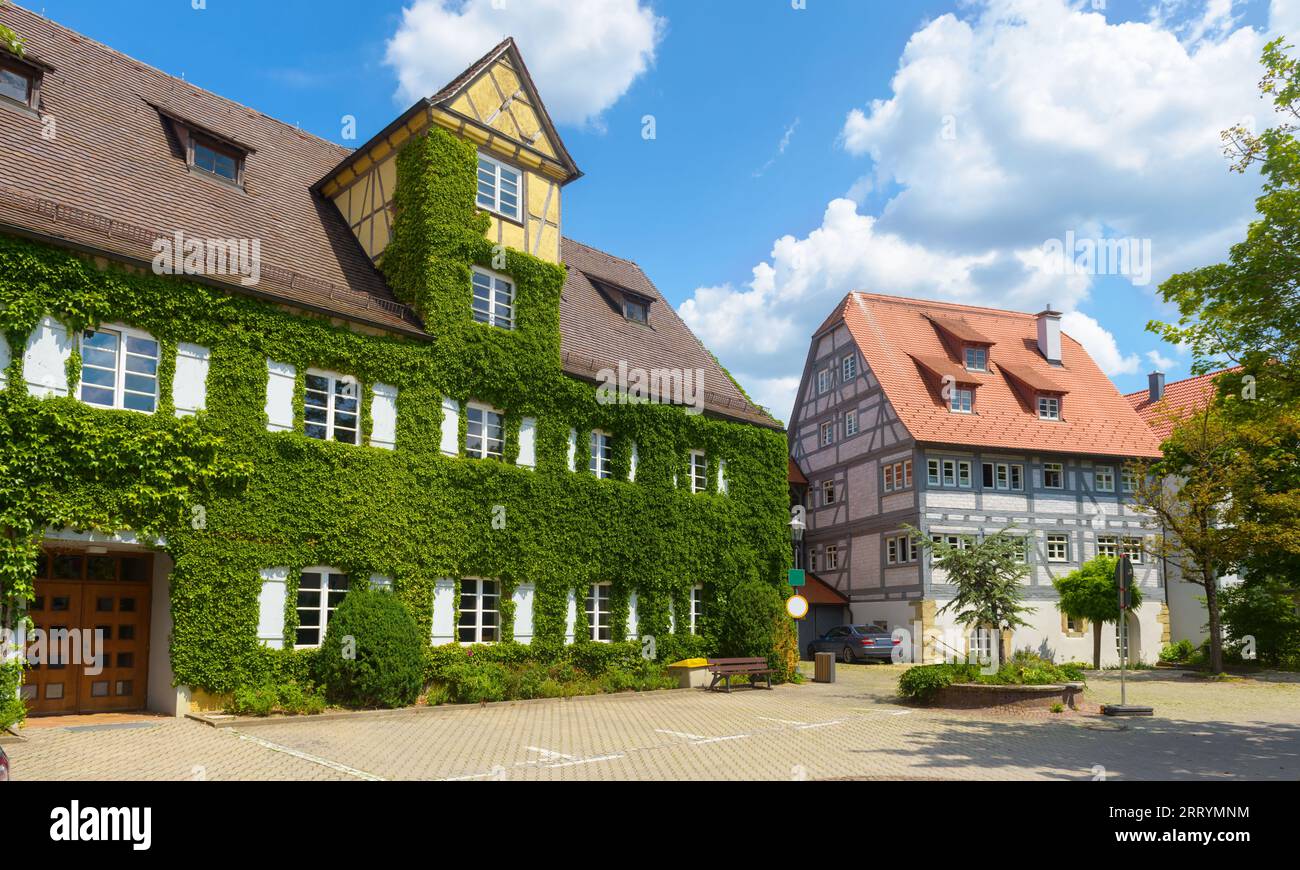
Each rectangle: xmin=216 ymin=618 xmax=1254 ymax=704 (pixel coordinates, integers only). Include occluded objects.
xmin=1120 ymin=613 xmax=1127 ymax=706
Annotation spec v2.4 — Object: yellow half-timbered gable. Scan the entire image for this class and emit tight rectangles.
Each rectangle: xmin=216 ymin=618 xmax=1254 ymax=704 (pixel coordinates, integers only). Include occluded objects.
xmin=319 ymin=39 xmax=579 ymax=266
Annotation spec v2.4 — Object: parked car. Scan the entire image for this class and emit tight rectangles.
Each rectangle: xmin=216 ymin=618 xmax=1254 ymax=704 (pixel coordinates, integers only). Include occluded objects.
xmin=0 ymin=745 xmax=9 ymax=782
xmin=807 ymin=625 xmax=898 ymax=663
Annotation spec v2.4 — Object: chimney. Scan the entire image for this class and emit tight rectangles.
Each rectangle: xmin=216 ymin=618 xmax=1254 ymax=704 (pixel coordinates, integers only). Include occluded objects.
xmin=1148 ymin=371 xmax=1166 ymax=403
xmin=1036 ymin=305 xmax=1061 ymax=364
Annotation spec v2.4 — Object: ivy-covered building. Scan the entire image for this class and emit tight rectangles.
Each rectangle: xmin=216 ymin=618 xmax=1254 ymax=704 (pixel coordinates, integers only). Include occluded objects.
xmin=0 ymin=6 xmax=787 ymax=716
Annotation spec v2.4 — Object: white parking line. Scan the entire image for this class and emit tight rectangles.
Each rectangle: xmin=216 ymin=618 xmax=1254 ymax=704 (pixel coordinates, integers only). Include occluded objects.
xmin=544 ymin=753 xmax=625 ymax=768
xmin=525 ymin=746 xmax=575 ymax=761
xmin=655 ymin=729 xmax=710 ymax=741
xmin=232 ymin=731 xmax=386 ymax=781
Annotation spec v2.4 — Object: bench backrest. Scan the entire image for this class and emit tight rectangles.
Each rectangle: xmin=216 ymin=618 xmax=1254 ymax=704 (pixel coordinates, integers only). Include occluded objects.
xmin=708 ymin=657 xmax=769 ymax=667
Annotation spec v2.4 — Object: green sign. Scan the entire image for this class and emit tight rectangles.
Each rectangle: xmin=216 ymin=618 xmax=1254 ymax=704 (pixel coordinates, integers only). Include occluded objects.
xmin=787 ymin=569 xmax=805 ymax=587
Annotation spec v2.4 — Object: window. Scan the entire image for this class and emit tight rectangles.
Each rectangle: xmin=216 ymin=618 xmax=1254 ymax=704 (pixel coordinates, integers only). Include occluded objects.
xmin=1097 ymin=536 xmax=1118 ymax=558
xmin=589 ymin=430 xmax=613 ymax=479
xmin=79 ymin=326 xmax=159 ymax=413
xmin=886 ymin=534 xmax=916 ymax=565
xmin=842 ymin=354 xmax=857 ymax=381
xmin=466 ymin=404 xmax=505 ymax=459
xmin=964 ymin=347 xmax=987 ymax=372
xmin=1066 ymin=614 xmax=1086 ymax=634
xmin=817 ymin=368 xmax=832 ymax=394
xmin=825 ymin=545 xmax=840 ymax=570
xmin=689 ymin=451 xmax=707 ymax=493
xmin=809 ymin=549 xmax=818 ymax=572
xmin=0 ymin=59 xmax=34 ymax=107
xmin=1037 ymin=396 xmax=1061 ymax=420
xmin=1122 ymin=537 xmax=1145 ymax=565
xmin=1046 ymin=533 xmax=1070 ymax=563
xmin=192 ymin=137 xmax=240 ymax=183
xmin=935 ymin=459 xmax=972 ymax=488
xmin=1116 ymin=616 xmax=1131 ymax=659
xmin=1043 ymin=462 xmax=1064 ymax=489
xmin=471 ymin=268 xmax=515 ymax=329
xmin=476 ymin=153 xmax=521 ymax=220
xmin=968 ymin=628 xmax=994 ymax=664
xmin=927 ymin=459 xmax=941 ymax=485
xmin=586 ymin=583 xmax=612 ymax=642
xmin=931 ymin=534 xmax=972 ymax=551
xmin=304 ymin=371 xmax=360 ymax=444
xmin=950 ymin=388 xmax=973 ymax=413
xmin=1010 ymin=536 xmax=1030 ymax=564
xmin=820 ymin=421 xmax=834 ymax=446
xmin=1122 ymin=468 xmax=1138 ymax=493
xmin=624 ymin=298 xmax=648 ymax=324
xmin=844 ymin=408 xmax=859 ymax=437
xmin=458 ymin=578 xmax=499 ymax=643
xmin=690 ymin=585 xmax=704 ymax=635
xmin=821 ymin=479 xmax=836 ymax=505
xmin=981 ymin=462 xmax=1024 ymax=491
xmin=296 ymin=569 xmax=348 ymax=648
xmin=884 ymin=459 xmax=912 ymax=492
xmin=1095 ymin=467 xmax=1115 ymax=492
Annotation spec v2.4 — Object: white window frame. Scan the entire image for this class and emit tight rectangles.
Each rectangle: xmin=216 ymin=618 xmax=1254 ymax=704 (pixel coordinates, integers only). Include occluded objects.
xmin=842 ymin=354 xmax=857 ymax=381
xmin=964 ymin=347 xmax=987 ymax=372
xmin=1122 ymin=537 xmax=1145 ymax=565
xmin=844 ymin=408 xmax=859 ymax=437
xmin=968 ymin=628 xmax=994 ymax=663
xmin=927 ymin=459 xmax=941 ymax=486
xmin=1010 ymin=536 xmax=1030 ymax=564
xmin=78 ymin=324 xmax=160 ymax=414
xmin=950 ymin=388 xmax=973 ymax=414
xmin=982 ymin=462 xmax=1024 ymax=491
xmin=303 ymin=369 xmax=361 ymax=445
xmin=820 ymin=421 xmax=834 ymax=446
xmin=689 ymin=450 xmax=707 ymax=493
xmin=886 ymin=534 xmax=915 ymax=565
xmin=586 ymin=582 xmax=612 ymax=642
xmin=1037 ymin=395 xmax=1061 ymax=420
xmin=817 ymin=368 xmax=831 ymax=394
xmin=1122 ymin=468 xmax=1138 ymax=493
xmin=825 ymin=544 xmax=840 ymax=570
xmin=589 ymin=430 xmax=613 ymax=479
xmin=458 ymin=577 xmax=500 ymax=644
xmin=465 ymin=402 xmax=506 ymax=460
xmin=884 ymin=459 xmax=912 ymax=493
xmin=1095 ymin=467 xmax=1115 ymax=492
xmin=470 ymin=266 xmax=515 ymax=330
xmin=476 ymin=152 xmax=522 ymax=221
xmin=1046 ymin=533 xmax=1070 ymax=563
xmin=1043 ymin=462 xmax=1064 ymax=489
xmin=1097 ymin=535 xmax=1119 ymax=558
xmin=690 ymin=585 xmax=704 ymax=635
xmin=821 ymin=478 xmax=836 ymax=505
xmin=295 ymin=567 xmax=348 ymax=649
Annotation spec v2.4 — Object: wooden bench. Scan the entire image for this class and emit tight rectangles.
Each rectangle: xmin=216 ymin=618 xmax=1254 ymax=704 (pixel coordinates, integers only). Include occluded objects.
xmin=707 ymin=657 xmax=774 ymax=692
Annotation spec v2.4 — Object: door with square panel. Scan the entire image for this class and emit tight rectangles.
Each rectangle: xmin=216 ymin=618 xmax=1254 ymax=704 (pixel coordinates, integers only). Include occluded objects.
xmin=24 ymin=550 xmax=153 ymax=715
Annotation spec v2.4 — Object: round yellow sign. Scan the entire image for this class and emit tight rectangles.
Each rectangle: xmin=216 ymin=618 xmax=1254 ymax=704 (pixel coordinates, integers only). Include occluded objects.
xmin=785 ymin=594 xmax=809 ymax=620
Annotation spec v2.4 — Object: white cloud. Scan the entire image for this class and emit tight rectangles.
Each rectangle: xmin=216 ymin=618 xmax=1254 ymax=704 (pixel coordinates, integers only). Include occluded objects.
xmin=1146 ymin=349 xmax=1179 ymax=371
xmin=385 ymin=0 xmax=663 ymax=127
xmin=1061 ymin=311 xmax=1141 ymax=376
xmin=680 ymin=0 xmax=1280 ymax=424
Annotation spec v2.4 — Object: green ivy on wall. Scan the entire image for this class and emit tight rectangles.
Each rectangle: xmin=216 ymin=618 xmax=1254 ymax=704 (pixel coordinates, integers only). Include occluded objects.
xmin=0 ymin=124 xmax=791 ymax=707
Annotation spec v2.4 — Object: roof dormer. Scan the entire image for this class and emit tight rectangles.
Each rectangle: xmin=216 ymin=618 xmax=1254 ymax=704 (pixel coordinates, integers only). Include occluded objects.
xmin=588 ymin=274 xmax=653 ymax=326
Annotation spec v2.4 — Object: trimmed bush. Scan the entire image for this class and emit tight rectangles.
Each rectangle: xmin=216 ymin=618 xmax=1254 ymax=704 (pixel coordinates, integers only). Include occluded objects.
xmin=715 ymin=579 xmax=786 ymax=671
xmin=318 ymin=587 xmax=424 ymax=708
xmin=898 ymin=654 xmax=1087 ymax=702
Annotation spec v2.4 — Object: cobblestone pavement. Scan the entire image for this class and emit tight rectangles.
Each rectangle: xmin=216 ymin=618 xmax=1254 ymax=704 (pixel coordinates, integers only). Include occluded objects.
xmin=7 ymin=665 xmax=1298 ymax=781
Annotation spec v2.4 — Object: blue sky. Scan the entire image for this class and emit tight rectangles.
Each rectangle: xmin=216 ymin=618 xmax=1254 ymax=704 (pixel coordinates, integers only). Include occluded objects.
xmin=29 ymin=0 xmax=1293 ymax=420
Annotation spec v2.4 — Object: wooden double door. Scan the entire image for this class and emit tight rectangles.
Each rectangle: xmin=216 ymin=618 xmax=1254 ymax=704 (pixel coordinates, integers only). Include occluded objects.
xmin=24 ymin=550 xmax=152 ymax=715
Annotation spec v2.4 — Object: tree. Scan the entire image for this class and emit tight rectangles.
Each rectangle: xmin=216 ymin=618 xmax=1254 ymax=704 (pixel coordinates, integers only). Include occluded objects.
xmin=1053 ymin=555 xmax=1143 ymax=669
xmin=907 ymin=526 xmax=1031 ymax=667
xmin=0 ymin=2 xmax=24 ymax=58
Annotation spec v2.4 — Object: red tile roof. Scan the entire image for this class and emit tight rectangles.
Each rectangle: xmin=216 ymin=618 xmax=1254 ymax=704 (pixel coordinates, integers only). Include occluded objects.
xmin=802 ymin=572 xmax=849 ymax=606
xmin=1124 ymin=367 xmax=1241 ymax=442
xmin=830 ymin=292 xmax=1163 ymax=458
xmin=788 ymin=457 xmax=808 ymax=485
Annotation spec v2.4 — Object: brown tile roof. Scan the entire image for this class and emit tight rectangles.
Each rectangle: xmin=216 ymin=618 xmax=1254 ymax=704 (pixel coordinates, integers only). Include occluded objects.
xmin=560 ymin=239 xmax=777 ymax=428
xmin=1124 ymin=367 xmax=1241 ymax=442
xmin=0 ymin=5 xmax=772 ymax=427
xmin=825 ymin=292 xmax=1163 ymax=458
xmin=788 ymin=457 xmax=808 ymax=486
xmin=802 ymin=572 xmax=849 ymax=606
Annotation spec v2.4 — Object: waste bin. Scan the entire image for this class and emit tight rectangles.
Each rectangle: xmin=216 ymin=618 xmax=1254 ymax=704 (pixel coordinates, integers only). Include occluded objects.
xmin=814 ymin=651 xmax=836 ymax=683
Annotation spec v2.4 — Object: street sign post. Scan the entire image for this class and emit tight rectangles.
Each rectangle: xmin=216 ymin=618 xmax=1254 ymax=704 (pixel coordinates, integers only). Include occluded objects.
xmin=787 ymin=568 xmax=805 ymax=587
xmin=1103 ymin=554 xmax=1153 ymax=717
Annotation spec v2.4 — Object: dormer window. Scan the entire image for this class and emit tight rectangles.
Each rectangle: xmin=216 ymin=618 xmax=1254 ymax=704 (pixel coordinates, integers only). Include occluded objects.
xmin=1037 ymin=395 xmax=1061 ymax=420
xmin=192 ymin=137 xmax=241 ymax=183
xmin=0 ymin=60 xmax=33 ymax=107
xmin=964 ymin=347 xmax=987 ymax=372
xmin=624 ymin=298 xmax=648 ymax=324
xmin=151 ymin=104 xmax=252 ymax=188
xmin=950 ymin=388 xmax=973 ymax=414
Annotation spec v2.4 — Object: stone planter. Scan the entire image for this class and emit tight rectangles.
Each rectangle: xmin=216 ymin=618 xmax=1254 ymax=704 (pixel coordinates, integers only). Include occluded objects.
xmin=666 ymin=661 xmax=712 ymax=689
xmin=926 ymin=682 xmax=1084 ymax=712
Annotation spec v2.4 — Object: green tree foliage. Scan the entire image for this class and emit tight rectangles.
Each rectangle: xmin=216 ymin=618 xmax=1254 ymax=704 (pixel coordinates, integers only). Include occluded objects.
xmin=714 ymin=578 xmax=795 ymax=680
xmin=907 ymin=526 xmax=1031 ymax=666
xmin=0 ymin=2 xmax=24 ymax=57
xmin=1052 ymin=555 xmax=1143 ymax=669
xmin=1220 ymin=575 xmax=1300 ymax=667
xmin=318 ymin=587 xmax=425 ymax=708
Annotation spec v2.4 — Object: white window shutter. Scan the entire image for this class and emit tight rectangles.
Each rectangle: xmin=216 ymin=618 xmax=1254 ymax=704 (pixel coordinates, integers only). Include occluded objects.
xmin=173 ymin=342 xmax=210 ymax=417
xmin=566 ymin=428 xmax=577 ymax=471
xmin=630 ymin=441 xmax=638 ymax=481
xmin=627 ymin=591 xmax=638 ymax=640
xmin=668 ymin=600 xmax=676 ymax=634
xmin=257 ymin=567 xmax=289 ymax=649
xmin=517 ymin=416 xmax=537 ymax=468
xmin=564 ymin=588 xmax=577 ymax=644
xmin=0 ymin=332 xmax=9 ymax=387
xmin=370 ymin=383 xmax=398 ymax=450
xmin=23 ymin=316 xmax=72 ymax=398
xmin=718 ymin=458 xmax=728 ymax=494
xmin=512 ymin=582 xmax=536 ymax=643
xmin=264 ymin=360 xmax=296 ymax=432
xmin=431 ymin=577 xmax=456 ymax=644
xmin=440 ymin=397 xmax=460 ymax=457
